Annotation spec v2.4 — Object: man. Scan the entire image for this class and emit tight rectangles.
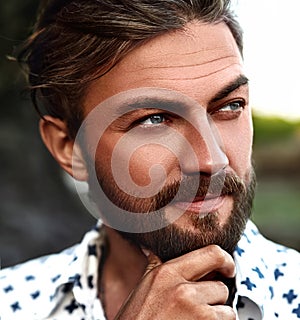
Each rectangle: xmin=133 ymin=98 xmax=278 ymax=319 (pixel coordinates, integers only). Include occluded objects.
xmin=0 ymin=0 xmax=299 ymax=319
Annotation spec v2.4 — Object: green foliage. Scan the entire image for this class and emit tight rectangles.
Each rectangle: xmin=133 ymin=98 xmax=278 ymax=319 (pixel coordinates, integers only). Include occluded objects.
xmin=253 ymin=178 xmax=300 ymax=250
xmin=252 ymin=114 xmax=300 ymax=145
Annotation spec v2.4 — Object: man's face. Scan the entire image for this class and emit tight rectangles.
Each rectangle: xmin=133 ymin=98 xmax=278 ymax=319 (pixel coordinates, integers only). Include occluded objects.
xmin=80 ymin=21 xmax=255 ymax=260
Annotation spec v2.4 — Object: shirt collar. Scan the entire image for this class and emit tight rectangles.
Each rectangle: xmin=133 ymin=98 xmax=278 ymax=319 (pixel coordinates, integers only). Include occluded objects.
xmin=42 ymin=224 xmax=105 ymax=318
xmin=44 ymin=220 xmax=266 ymax=319
xmin=234 ymin=220 xmax=271 ymax=318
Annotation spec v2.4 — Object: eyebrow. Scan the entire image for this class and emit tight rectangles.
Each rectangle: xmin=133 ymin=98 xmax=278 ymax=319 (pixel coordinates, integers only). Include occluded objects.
xmin=113 ymin=98 xmax=188 ymax=117
xmin=209 ymin=74 xmax=249 ymax=104
xmin=112 ymin=74 xmax=249 ymax=117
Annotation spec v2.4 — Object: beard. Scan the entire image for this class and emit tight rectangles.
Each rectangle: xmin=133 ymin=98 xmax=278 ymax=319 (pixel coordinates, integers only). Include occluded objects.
xmin=88 ymin=163 xmax=256 ymax=262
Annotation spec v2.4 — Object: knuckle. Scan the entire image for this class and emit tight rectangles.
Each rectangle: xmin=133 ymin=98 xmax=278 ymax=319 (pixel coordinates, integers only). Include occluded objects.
xmin=215 ymin=280 xmax=229 ymax=296
xmin=213 ymin=281 xmax=230 ymax=304
xmin=174 ymin=283 xmax=191 ymax=301
xmin=206 ymin=245 xmax=227 ymax=265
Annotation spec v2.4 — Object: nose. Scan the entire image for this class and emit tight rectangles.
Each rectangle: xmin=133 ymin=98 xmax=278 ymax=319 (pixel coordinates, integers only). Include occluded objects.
xmin=180 ymin=115 xmax=229 ymax=176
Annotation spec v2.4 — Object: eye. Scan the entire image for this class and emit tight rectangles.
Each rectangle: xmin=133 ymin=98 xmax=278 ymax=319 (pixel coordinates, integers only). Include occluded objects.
xmin=218 ymin=101 xmax=245 ymax=112
xmin=139 ymin=114 xmax=167 ymax=126
xmin=211 ymin=100 xmax=245 ymax=121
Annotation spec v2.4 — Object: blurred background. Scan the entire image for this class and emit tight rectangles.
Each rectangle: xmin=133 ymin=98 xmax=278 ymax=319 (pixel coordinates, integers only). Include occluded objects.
xmin=0 ymin=0 xmax=299 ymax=268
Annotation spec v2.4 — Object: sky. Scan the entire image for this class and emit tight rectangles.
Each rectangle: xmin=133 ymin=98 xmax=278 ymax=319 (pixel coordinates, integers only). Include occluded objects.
xmin=233 ymin=0 xmax=300 ymax=121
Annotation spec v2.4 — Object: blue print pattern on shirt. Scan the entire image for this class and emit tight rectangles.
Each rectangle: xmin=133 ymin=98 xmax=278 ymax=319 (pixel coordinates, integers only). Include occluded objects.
xmin=0 ymin=220 xmax=299 ymax=320
xmin=283 ymin=290 xmax=298 ymax=304
xmin=292 ymin=304 xmax=300 ymax=318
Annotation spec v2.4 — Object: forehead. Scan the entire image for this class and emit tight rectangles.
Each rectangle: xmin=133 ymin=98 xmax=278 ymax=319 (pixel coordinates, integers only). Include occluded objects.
xmin=84 ymin=21 xmax=243 ymax=112
xmin=124 ymin=21 xmax=240 ymax=69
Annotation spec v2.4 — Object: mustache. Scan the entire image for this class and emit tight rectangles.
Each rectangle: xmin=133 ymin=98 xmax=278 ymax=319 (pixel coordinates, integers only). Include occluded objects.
xmin=91 ymin=167 xmax=247 ymax=215
xmin=153 ymin=171 xmax=246 ymax=210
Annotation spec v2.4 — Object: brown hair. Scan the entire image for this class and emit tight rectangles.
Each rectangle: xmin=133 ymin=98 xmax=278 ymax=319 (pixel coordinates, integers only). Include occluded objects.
xmin=18 ymin=0 xmax=243 ymax=138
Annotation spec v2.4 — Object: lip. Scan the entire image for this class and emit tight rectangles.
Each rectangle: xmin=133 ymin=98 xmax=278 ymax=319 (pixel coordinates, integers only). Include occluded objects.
xmin=173 ymin=195 xmax=226 ymax=216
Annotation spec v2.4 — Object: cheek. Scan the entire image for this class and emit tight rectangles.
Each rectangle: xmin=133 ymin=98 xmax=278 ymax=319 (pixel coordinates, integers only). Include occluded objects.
xmin=95 ymin=136 xmax=180 ymax=194
xmin=220 ymin=117 xmax=253 ymax=178
xmin=128 ymin=145 xmax=179 ymax=187
xmin=93 ymin=131 xmax=121 ymax=183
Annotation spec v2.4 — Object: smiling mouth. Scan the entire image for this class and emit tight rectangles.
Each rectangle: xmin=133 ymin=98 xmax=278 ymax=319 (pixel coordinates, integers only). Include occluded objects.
xmin=173 ymin=195 xmax=226 ymax=216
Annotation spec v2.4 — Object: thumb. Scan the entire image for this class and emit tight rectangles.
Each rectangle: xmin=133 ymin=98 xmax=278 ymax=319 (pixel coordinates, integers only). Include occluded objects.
xmin=141 ymin=249 xmax=162 ymax=275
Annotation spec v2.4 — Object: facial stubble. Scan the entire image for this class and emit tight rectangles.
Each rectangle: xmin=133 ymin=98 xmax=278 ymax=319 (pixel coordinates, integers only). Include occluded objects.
xmin=120 ymin=172 xmax=256 ymax=262
xmin=89 ymin=163 xmax=256 ymax=262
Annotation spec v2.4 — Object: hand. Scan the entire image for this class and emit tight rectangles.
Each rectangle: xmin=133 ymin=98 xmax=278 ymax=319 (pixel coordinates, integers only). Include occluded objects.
xmin=115 ymin=245 xmax=236 ymax=319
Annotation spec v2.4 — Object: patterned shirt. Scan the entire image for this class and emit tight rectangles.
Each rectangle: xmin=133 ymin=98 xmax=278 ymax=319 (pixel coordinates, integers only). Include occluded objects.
xmin=0 ymin=220 xmax=299 ymax=320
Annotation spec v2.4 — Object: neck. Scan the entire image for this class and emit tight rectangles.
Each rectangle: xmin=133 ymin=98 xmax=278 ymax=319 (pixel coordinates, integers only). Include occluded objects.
xmin=99 ymin=226 xmax=148 ymax=320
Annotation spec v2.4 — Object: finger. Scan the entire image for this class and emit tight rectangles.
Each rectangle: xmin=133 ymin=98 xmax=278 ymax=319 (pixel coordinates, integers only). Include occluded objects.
xmin=165 ymin=245 xmax=236 ymax=281
xmin=194 ymin=280 xmax=230 ymax=305
xmin=211 ymin=305 xmax=236 ymax=319
xmin=175 ymin=280 xmax=230 ymax=306
xmin=142 ymin=249 xmax=162 ymax=274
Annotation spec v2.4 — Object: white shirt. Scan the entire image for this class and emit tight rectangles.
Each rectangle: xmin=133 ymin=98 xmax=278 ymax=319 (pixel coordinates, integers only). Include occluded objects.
xmin=0 ymin=221 xmax=299 ymax=319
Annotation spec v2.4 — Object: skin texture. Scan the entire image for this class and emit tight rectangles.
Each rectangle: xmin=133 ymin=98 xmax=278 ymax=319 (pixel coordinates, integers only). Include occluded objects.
xmin=40 ymin=21 xmax=253 ymax=319
xmin=115 ymin=245 xmax=236 ymax=320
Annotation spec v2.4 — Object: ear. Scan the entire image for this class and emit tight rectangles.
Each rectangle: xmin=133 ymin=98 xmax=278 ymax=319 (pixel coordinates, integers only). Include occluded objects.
xmin=39 ymin=116 xmax=88 ymax=181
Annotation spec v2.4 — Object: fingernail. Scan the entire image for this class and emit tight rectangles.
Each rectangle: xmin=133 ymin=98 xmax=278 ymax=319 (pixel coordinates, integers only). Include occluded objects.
xmin=141 ymin=248 xmax=150 ymax=257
